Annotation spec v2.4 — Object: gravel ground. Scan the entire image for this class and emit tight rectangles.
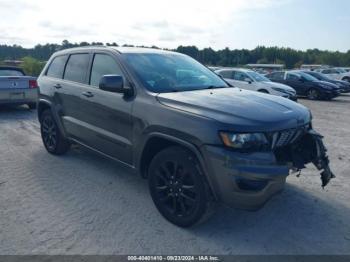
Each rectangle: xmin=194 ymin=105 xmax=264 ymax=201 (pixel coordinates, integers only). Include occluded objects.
xmin=0 ymin=95 xmax=350 ymax=255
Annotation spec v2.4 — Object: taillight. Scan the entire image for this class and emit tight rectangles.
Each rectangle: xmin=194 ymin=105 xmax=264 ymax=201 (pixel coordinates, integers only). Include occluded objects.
xmin=29 ymin=79 xmax=38 ymax=89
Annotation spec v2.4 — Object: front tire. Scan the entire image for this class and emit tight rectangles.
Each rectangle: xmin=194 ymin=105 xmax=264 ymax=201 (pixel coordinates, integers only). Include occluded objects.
xmin=40 ymin=109 xmax=70 ymax=155
xmin=148 ymin=146 xmax=211 ymax=227
xmin=342 ymin=77 xmax=350 ymax=83
xmin=307 ymin=88 xmax=319 ymax=100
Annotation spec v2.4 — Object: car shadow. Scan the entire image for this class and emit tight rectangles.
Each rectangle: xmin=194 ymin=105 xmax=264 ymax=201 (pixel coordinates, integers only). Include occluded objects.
xmin=28 ymin=144 xmax=350 ymax=254
xmin=188 ymin=183 xmax=350 ymax=253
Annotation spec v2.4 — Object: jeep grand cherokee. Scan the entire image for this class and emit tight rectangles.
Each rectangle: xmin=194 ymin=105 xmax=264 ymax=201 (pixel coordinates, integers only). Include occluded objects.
xmin=37 ymin=47 xmax=334 ymax=227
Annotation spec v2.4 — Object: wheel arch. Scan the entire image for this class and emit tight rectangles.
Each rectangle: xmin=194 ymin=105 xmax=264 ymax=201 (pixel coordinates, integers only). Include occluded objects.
xmin=38 ymin=99 xmax=52 ymax=121
xmin=138 ymin=133 xmax=218 ymax=200
xmin=37 ymin=99 xmax=67 ymax=138
xmin=257 ymin=89 xmax=269 ymax=93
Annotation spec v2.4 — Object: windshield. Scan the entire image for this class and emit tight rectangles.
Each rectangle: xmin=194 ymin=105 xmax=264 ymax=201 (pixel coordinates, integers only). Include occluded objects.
xmin=246 ymin=71 xmax=270 ymax=82
xmin=336 ymin=68 xmax=347 ymax=73
xmin=0 ymin=69 xmax=24 ymax=76
xmin=123 ymin=53 xmax=228 ymax=93
xmin=297 ymin=72 xmax=318 ymax=81
xmin=308 ymin=71 xmax=330 ymax=81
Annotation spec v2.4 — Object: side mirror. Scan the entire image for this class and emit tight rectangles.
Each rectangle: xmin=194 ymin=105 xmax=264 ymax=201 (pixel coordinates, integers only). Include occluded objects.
xmin=99 ymin=75 xmax=125 ymax=93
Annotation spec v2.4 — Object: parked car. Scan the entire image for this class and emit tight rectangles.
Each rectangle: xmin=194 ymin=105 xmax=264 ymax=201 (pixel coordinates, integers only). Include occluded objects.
xmin=300 ymin=64 xmax=329 ymax=71
xmin=0 ymin=66 xmax=38 ymax=109
xmin=215 ymin=68 xmax=297 ymax=101
xmin=37 ymin=47 xmax=334 ymax=227
xmin=315 ymin=68 xmax=350 ymax=82
xmin=303 ymin=70 xmax=350 ymax=93
xmin=266 ymin=70 xmax=341 ymax=100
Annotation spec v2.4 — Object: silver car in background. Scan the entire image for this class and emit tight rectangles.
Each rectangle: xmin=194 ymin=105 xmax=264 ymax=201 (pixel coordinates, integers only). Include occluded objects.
xmin=0 ymin=66 xmax=38 ymax=109
xmin=315 ymin=68 xmax=350 ymax=82
xmin=215 ymin=68 xmax=298 ymax=101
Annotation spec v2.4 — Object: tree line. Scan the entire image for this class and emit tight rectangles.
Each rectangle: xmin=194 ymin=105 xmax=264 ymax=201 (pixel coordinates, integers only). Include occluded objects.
xmin=1 ymin=40 xmax=349 ymax=76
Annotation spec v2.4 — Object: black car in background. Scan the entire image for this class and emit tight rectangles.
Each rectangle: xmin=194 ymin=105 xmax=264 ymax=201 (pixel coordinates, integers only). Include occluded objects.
xmin=266 ymin=70 xmax=341 ymax=100
xmin=302 ymin=70 xmax=350 ymax=93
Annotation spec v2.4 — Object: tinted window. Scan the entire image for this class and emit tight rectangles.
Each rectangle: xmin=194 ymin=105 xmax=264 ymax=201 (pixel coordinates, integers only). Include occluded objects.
xmin=287 ymin=73 xmax=299 ymax=80
xmin=64 ymin=54 xmax=90 ymax=84
xmin=233 ymin=71 xmax=250 ymax=81
xmin=46 ymin=55 xmax=68 ymax=78
xmin=331 ymin=69 xmax=340 ymax=74
xmin=268 ymin=72 xmax=284 ymax=81
xmin=218 ymin=70 xmax=233 ymax=79
xmin=246 ymin=71 xmax=270 ymax=82
xmin=322 ymin=69 xmax=331 ymax=74
xmin=0 ymin=69 xmax=24 ymax=76
xmin=90 ymin=54 xmax=123 ymax=87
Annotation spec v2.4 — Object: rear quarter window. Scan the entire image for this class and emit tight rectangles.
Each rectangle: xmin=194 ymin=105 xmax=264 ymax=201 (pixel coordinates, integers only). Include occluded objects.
xmin=46 ymin=55 xmax=68 ymax=78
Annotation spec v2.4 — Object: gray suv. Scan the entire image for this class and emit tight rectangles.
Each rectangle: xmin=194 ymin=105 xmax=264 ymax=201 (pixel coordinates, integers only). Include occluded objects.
xmin=37 ymin=47 xmax=334 ymax=227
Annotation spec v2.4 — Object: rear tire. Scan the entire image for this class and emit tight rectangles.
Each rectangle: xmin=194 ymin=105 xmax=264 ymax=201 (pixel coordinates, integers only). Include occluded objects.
xmin=40 ymin=109 xmax=70 ymax=155
xmin=28 ymin=103 xmax=37 ymax=110
xmin=307 ymin=88 xmax=319 ymax=100
xmin=148 ymin=146 xmax=213 ymax=227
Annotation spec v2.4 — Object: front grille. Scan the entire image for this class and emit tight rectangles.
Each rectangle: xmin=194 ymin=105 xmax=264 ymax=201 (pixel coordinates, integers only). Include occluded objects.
xmin=269 ymin=125 xmax=309 ymax=149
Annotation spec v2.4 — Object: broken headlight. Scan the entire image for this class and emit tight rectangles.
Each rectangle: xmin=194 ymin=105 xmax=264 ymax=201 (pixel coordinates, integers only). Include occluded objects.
xmin=220 ymin=132 xmax=269 ymax=150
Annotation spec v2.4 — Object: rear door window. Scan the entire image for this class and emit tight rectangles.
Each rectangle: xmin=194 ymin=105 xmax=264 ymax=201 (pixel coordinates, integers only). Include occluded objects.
xmin=89 ymin=54 xmax=124 ymax=87
xmin=286 ymin=73 xmax=300 ymax=80
xmin=64 ymin=54 xmax=90 ymax=84
xmin=46 ymin=55 xmax=68 ymax=79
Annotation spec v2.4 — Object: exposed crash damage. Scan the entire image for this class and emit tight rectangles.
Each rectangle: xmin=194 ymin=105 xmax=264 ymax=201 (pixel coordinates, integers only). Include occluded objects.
xmin=274 ymin=127 xmax=335 ymax=188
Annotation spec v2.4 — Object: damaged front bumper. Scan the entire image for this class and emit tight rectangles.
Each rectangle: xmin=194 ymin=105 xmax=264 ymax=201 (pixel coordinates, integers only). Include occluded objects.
xmin=286 ymin=129 xmax=335 ymax=188
xmin=202 ymin=128 xmax=335 ymax=210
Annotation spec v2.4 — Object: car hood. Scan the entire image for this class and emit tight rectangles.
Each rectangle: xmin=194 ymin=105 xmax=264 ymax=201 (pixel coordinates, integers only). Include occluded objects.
xmin=156 ymin=88 xmax=311 ymax=132
xmin=315 ymin=80 xmax=341 ymax=89
xmin=261 ymin=81 xmax=296 ymax=93
xmin=332 ymin=79 xmax=350 ymax=87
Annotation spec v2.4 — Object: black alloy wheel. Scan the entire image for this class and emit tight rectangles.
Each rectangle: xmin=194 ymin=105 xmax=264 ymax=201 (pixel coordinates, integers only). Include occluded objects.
xmin=40 ymin=110 xmax=70 ymax=155
xmin=148 ymin=146 xmax=210 ymax=227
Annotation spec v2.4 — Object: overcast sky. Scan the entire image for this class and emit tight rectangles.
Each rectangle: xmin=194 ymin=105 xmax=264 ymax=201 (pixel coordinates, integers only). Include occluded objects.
xmin=1 ymin=0 xmax=349 ymax=51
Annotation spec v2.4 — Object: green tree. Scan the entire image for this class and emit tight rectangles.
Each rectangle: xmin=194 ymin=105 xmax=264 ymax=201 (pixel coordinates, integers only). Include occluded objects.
xmin=20 ymin=56 xmax=45 ymax=76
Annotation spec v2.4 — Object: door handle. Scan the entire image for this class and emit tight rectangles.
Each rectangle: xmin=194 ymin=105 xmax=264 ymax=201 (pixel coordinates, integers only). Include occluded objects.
xmin=82 ymin=91 xmax=94 ymax=98
xmin=54 ymin=84 xmax=62 ymax=89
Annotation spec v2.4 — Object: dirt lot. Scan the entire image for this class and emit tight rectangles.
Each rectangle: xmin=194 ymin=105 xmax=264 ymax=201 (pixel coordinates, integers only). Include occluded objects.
xmin=0 ymin=95 xmax=350 ymax=255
